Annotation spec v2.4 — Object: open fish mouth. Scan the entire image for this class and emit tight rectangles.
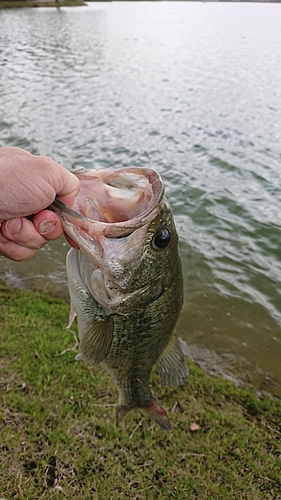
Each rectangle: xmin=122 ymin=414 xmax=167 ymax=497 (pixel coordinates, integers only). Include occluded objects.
xmin=50 ymin=167 xmax=167 ymax=303
xmin=51 ymin=167 xmax=164 ymax=239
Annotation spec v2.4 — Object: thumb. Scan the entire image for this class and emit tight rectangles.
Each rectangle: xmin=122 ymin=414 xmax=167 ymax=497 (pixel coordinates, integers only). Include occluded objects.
xmin=55 ymin=169 xmax=80 ymax=207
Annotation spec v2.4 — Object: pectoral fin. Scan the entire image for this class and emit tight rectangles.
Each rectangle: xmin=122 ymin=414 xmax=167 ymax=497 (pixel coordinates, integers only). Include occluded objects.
xmin=156 ymin=334 xmax=189 ymax=387
xmin=66 ymin=248 xmax=113 ymax=365
xmin=79 ymin=316 xmax=114 ymax=365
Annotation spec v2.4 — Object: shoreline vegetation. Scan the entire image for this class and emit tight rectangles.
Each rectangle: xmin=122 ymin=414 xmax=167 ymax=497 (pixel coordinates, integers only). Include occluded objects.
xmin=1 ymin=281 xmax=280 ymax=498
xmin=1 ymin=0 xmax=281 ymax=9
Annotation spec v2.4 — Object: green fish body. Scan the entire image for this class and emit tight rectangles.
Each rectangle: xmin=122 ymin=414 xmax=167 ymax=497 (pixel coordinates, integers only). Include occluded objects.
xmin=52 ymin=167 xmax=188 ymax=430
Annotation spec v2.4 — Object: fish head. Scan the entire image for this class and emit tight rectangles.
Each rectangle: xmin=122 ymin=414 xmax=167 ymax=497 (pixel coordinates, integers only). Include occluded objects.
xmin=52 ymin=167 xmax=181 ymax=312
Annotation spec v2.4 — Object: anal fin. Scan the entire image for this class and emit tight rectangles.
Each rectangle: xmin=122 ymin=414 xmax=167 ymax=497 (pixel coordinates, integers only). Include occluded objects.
xmin=156 ymin=334 xmax=189 ymax=387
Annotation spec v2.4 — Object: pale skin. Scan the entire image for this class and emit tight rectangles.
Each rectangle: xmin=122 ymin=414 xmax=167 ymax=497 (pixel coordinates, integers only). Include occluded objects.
xmin=0 ymin=147 xmax=80 ymax=262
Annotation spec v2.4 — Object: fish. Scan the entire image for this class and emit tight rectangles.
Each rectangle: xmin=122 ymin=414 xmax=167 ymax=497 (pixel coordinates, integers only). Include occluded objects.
xmin=51 ymin=167 xmax=188 ymax=431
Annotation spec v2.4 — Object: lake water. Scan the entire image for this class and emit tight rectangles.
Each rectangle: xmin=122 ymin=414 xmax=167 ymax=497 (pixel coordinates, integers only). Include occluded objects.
xmin=0 ymin=2 xmax=281 ymax=396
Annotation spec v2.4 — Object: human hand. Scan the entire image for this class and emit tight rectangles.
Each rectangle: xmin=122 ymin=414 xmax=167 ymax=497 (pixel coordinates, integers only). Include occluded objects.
xmin=0 ymin=147 xmax=80 ymax=261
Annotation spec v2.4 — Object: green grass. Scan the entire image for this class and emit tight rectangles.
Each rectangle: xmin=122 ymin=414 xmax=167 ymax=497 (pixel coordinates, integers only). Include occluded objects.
xmin=0 ymin=282 xmax=280 ymax=499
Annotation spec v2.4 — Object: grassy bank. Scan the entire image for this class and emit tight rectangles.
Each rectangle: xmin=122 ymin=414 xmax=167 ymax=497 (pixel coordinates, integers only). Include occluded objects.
xmin=0 ymin=282 xmax=280 ymax=499
xmin=0 ymin=0 xmax=86 ymax=8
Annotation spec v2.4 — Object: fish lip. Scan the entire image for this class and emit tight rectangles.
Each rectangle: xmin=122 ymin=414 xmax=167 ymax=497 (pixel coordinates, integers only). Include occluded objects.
xmin=50 ymin=167 xmax=164 ymax=238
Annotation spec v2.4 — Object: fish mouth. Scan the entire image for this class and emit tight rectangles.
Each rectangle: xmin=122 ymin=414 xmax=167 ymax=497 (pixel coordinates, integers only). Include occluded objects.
xmin=50 ymin=167 xmax=165 ymax=309
xmin=51 ymin=167 xmax=164 ymax=239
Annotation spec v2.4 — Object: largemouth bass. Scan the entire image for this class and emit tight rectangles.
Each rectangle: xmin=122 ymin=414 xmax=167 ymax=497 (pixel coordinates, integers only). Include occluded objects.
xmin=52 ymin=167 xmax=188 ymax=431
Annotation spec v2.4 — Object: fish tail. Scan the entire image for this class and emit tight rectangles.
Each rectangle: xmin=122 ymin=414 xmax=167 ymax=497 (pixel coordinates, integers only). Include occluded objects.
xmin=116 ymin=404 xmax=130 ymax=427
xmin=142 ymin=395 xmax=172 ymax=431
xmin=116 ymin=395 xmax=172 ymax=431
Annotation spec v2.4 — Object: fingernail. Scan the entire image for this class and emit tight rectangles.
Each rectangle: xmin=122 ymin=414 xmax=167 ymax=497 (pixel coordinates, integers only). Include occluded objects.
xmin=39 ymin=219 xmax=57 ymax=234
xmin=5 ymin=218 xmax=23 ymax=235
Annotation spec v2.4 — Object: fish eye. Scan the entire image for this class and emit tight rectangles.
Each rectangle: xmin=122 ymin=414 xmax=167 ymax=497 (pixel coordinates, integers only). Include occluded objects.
xmin=151 ymin=228 xmax=171 ymax=250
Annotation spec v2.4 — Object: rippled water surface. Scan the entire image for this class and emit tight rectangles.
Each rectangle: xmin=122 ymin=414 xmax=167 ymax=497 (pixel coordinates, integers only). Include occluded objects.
xmin=1 ymin=2 xmax=281 ymax=395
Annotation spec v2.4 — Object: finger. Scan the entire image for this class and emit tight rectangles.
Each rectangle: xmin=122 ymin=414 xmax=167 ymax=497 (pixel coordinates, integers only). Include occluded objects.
xmin=33 ymin=211 xmax=79 ymax=248
xmin=1 ymin=217 xmax=48 ymax=249
xmin=0 ymin=232 xmax=36 ymax=262
xmin=64 ymin=233 xmax=80 ymax=250
xmin=32 ymin=210 xmax=64 ymax=241
xmin=40 ymin=159 xmax=80 ymax=206
xmin=57 ymin=173 xmax=80 ymax=206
